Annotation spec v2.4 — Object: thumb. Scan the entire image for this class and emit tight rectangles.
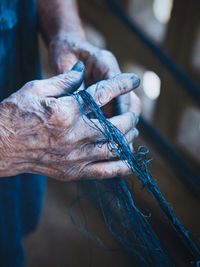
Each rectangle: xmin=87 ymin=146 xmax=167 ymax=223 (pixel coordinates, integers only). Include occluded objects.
xmin=37 ymin=61 xmax=85 ymax=98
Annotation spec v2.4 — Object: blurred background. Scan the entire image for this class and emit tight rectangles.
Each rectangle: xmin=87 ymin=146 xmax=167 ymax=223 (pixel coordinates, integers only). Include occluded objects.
xmin=24 ymin=0 xmax=200 ymax=266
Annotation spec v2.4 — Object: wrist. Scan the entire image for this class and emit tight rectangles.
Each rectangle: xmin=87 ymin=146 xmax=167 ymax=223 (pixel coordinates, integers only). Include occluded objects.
xmin=37 ymin=0 xmax=86 ymax=47
xmin=48 ymin=30 xmax=85 ymax=49
xmin=44 ymin=19 xmax=86 ymax=47
xmin=49 ymin=31 xmax=98 ymax=62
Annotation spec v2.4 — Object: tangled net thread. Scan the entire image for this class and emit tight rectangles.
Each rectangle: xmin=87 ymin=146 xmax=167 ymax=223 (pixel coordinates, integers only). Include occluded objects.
xmin=71 ymin=90 xmax=200 ymax=267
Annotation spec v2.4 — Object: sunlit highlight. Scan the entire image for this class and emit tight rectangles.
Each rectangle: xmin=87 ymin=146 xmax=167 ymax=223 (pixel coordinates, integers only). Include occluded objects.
xmin=153 ymin=0 xmax=173 ymax=24
xmin=142 ymin=71 xmax=161 ymax=100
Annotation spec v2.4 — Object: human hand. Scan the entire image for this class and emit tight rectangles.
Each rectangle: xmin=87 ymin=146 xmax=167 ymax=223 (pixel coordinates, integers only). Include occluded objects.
xmin=49 ymin=32 xmax=141 ymax=117
xmin=49 ymin=33 xmax=120 ymax=84
xmin=0 ymin=62 xmax=140 ymax=181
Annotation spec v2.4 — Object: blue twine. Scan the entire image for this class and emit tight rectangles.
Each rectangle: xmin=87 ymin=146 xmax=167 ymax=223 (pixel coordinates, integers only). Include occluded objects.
xmin=139 ymin=117 xmax=200 ymax=188
xmin=72 ymin=89 xmax=200 ymax=266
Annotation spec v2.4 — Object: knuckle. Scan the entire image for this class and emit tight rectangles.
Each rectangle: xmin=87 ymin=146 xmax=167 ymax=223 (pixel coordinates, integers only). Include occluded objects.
xmin=96 ymin=49 xmax=116 ymax=66
xmin=40 ymin=98 xmax=67 ymax=126
xmin=127 ymin=128 xmax=138 ymax=142
xmin=41 ymin=98 xmax=58 ymax=110
xmin=102 ymin=49 xmax=115 ymax=59
xmin=95 ymin=81 xmax=113 ymax=105
xmin=25 ymin=80 xmax=40 ymax=90
xmin=113 ymin=76 xmax=128 ymax=94
xmin=65 ymin=72 xmax=82 ymax=88
xmin=114 ymin=163 xmax=122 ymax=177
xmin=103 ymin=146 xmax=111 ymax=159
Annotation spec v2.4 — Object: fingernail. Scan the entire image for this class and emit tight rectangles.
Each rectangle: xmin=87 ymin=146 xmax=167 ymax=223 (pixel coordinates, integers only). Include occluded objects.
xmin=71 ymin=61 xmax=85 ymax=72
xmin=131 ymin=75 xmax=140 ymax=88
xmin=135 ymin=115 xmax=140 ymax=125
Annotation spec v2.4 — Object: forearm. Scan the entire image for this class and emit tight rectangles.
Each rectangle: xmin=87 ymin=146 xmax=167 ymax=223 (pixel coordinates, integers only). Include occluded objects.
xmin=37 ymin=0 xmax=85 ymax=46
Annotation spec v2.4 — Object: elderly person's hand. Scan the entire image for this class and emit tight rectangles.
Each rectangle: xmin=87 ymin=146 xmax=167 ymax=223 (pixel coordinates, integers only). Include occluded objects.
xmin=0 ymin=62 xmax=140 ymax=181
xmin=49 ymin=33 xmax=141 ymax=117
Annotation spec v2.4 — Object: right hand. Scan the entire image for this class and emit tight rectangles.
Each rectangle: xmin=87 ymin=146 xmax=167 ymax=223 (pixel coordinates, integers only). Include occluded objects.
xmin=0 ymin=61 xmax=140 ymax=181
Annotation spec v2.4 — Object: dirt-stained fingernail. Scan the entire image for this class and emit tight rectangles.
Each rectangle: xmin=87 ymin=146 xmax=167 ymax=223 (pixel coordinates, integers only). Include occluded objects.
xmin=71 ymin=61 xmax=85 ymax=72
xmin=131 ymin=75 xmax=140 ymax=89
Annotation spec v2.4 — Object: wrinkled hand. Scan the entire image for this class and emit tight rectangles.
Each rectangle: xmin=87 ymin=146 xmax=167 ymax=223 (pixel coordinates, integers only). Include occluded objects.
xmin=49 ymin=33 xmax=120 ymax=83
xmin=49 ymin=33 xmax=141 ymax=116
xmin=0 ymin=62 xmax=140 ymax=181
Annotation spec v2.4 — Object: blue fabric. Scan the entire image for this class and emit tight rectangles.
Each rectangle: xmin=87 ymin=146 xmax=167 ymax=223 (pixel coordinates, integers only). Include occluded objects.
xmin=0 ymin=0 xmax=18 ymax=30
xmin=0 ymin=1 xmax=46 ymax=266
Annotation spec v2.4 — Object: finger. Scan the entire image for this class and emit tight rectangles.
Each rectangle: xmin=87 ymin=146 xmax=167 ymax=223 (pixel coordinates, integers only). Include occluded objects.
xmin=34 ymin=61 xmax=85 ymax=98
xmin=55 ymin=52 xmax=78 ymax=74
xmin=56 ymin=92 xmax=138 ymax=137
xmin=100 ymin=60 xmax=120 ymax=80
xmin=84 ymin=56 xmax=97 ymax=85
xmin=85 ymin=130 xmax=137 ymax=161
xmin=129 ymin=91 xmax=141 ymax=116
xmin=86 ymin=73 xmax=140 ymax=108
xmin=116 ymin=93 xmax=130 ymax=114
xmin=84 ymin=49 xmax=121 ymax=84
xmin=108 ymin=112 xmax=138 ymax=134
xmin=82 ymin=160 xmax=131 ymax=180
xmin=93 ymin=56 xmax=120 ymax=81
xmin=93 ymin=50 xmax=121 ymax=80
xmin=116 ymin=91 xmax=141 ymax=115
xmin=125 ymin=128 xmax=139 ymax=143
xmin=77 ymin=111 xmax=138 ymax=142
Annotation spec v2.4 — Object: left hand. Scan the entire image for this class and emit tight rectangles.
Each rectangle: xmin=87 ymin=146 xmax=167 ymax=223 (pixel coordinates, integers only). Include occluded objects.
xmin=49 ymin=32 xmax=141 ymax=117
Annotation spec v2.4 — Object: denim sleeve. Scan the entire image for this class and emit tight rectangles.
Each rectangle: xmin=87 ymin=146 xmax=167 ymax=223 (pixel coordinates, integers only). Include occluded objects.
xmin=0 ymin=0 xmax=18 ymax=31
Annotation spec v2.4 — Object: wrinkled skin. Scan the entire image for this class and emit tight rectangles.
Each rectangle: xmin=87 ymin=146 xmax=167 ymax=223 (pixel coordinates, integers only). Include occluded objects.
xmin=50 ymin=33 xmax=120 ymax=82
xmin=49 ymin=33 xmax=141 ymax=116
xmin=37 ymin=0 xmax=141 ymax=116
xmin=0 ymin=64 xmax=140 ymax=181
